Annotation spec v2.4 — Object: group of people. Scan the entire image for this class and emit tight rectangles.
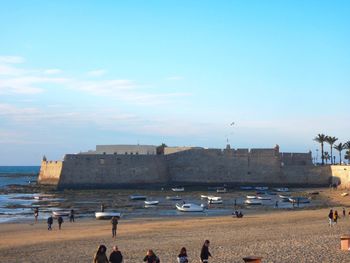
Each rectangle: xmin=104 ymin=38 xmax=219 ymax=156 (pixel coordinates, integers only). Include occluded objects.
xmin=327 ymin=208 xmax=348 ymax=226
xmin=93 ymin=240 xmax=212 ymax=263
xmin=35 ymin=208 xmax=75 ymax=230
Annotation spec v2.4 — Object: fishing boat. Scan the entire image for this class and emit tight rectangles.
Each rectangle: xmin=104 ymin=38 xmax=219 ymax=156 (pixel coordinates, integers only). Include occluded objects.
xmin=52 ymin=211 xmax=70 ymax=217
xmin=279 ymin=194 xmax=291 ymax=201
xmin=95 ymin=212 xmax=121 ymax=220
xmin=172 ymin=187 xmax=185 ymax=192
xmin=244 ymin=199 xmax=262 ymax=205
xmin=275 ymin=187 xmax=289 ymax=192
xmin=166 ymin=196 xmax=182 ymax=200
xmin=207 ymin=196 xmax=223 ymax=204
xmin=288 ymin=197 xmax=310 ymax=204
xmin=201 ymin=195 xmax=209 ymax=199
xmin=144 ymin=200 xmax=159 ymax=205
xmin=216 ymin=187 xmax=227 ymax=193
xmin=255 ymin=186 xmax=269 ymax=191
xmin=176 ymin=203 xmax=204 ymax=212
xmin=240 ymin=186 xmax=253 ymax=190
xmin=129 ymin=195 xmax=147 ymax=200
xmin=257 ymin=196 xmax=271 ymax=200
xmin=246 ymin=195 xmax=257 ymax=199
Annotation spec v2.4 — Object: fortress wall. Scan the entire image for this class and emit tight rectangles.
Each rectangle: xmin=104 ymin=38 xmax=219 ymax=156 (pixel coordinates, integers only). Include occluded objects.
xmin=38 ymin=161 xmax=63 ymax=185
xmin=280 ymin=152 xmax=313 ymax=166
xmin=280 ymin=165 xmax=331 ymax=186
xmin=330 ymin=165 xmax=350 ymax=189
xmin=57 ymin=154 xmax=168 ymax=188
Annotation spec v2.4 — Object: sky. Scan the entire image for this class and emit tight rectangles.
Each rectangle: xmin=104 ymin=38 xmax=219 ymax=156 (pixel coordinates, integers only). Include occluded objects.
xmin=0 ymin=1 xmax=349 ymax=165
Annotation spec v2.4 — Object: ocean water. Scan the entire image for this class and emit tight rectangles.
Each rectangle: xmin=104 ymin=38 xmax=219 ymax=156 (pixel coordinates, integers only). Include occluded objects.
xmin=0 ymin=166 xmax=39 ymax=188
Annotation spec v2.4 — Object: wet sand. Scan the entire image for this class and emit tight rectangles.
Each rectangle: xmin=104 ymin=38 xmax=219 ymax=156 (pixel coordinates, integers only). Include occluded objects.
xmin=1 ymin=207 xmax=350 ymax=262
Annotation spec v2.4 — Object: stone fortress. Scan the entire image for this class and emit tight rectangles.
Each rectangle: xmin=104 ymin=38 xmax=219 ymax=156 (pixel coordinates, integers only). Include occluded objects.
xmin=38 ymin=144 xmax=350 ymax=189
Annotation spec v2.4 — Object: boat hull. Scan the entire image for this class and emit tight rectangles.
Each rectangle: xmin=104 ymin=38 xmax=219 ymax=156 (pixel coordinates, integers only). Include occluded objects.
xmin=95 ymin=212 xmax=121 ymax=220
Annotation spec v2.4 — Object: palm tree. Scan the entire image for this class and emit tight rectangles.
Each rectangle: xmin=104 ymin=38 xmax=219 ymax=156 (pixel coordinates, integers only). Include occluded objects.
xmin=334 ymin=143 xmax=346 ymax=164
xmin=345 ymin=141 xmax=350 ymax=164
xmin=314 ymin=134 xmax=327 ymax=165
xmin=324 ymin=151 xmax=330 ymax=164
xmin=325 ymin=136 xmax=338 ymax=164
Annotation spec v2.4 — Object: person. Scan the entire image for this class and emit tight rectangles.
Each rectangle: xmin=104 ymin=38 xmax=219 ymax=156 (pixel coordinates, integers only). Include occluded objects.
xmin=177 ymin=247 xmax=188 ymax=263
xmin=101 ymin=203 xmax=105 ymax=212
xmin=343 ymin=208 xmax=346 ymax=217
xmin=238 ymin=211 xmax=243 ymax=218
xmin=143 ymin=249 xmax=160 ymax=263
xmin=328 ymin=209 xmax=333 ymax=227
xmin=47 ymin=215 xmax=53 ymax=230
xmin=334 ymin=210 xmax=339 ymax=225
xmin=200 ymin=240 xmax=212 ymax=263
xmin=70 ymin=209 xmax=75 ymax=222
xmin=34 ymin=207 xmax=39 ymax=223
xmin=111 ymin=216 xmax=119 ymax=238
xmin=275 ymin=201 xmax=279 ymax=208
xmin=109 ymin=245 xmax=123 ymax=263
xmin=93 ymin=244 xmax=109 ymax=263
xmin=57 ymin=216 xmax=63 ymax=230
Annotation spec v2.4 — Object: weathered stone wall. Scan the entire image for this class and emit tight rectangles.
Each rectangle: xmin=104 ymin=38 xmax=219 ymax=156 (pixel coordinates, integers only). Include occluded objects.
xmin=330 ymin=165 xmax=350 ymax=188
xmin=38 ymin=160 xmax=63 ymax=185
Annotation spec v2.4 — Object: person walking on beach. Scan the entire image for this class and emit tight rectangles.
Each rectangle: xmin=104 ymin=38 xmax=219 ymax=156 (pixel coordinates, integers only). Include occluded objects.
xmin=93 ymin=244 xmax=109 ymax=263
xmin=57 ymin=216 xmax=64 ymax=230
xmin=334 ymin=210 xmax=339 ymax=225
xmin=101 ymin=203 xmax=105 ymax=212
xmin=343 ymin=208 xmax=346 ymax=217
xmin=200 ymin=240 xmax=212 ymax=263
xmin=109 ymin=245 xmax=123 ymax=263
xmin=111 ymin=216 xmax=119 ymax=238
xmin=177 ymin=247 xmax=188 ymax=263
xmin=143 ymin=249 xmax=160 ymax=263
xmin=328 ymin=209 xmax=333 ymax=227
xmin=34 ymin=207 xmax=39 ymax=223
xmin=70 ymin=209 xmax=75 ymax=222
xmin=47 ymin=215 xmax=53 ymax=230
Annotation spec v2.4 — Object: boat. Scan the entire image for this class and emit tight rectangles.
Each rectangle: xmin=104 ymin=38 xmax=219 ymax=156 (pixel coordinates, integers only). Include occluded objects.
xmin=176 ymin=203 xmax=204 ymax=212
xmin=52 ymin=211 xmax=70 ymax=217
xmin=244 ymin=199 xmax=262 ymax=205
xmin=341 ymin=193 xmax=348 ymax=197
xmin=255 ymin=186 xmax=269 ymax=191
xmin=144 ymin=200 xmax=159 ymax=205
xmin=240 ymin=186 xmax=253 ymax=190
xmin=288 ymin=197 xmax=310 ymax=204
xmin=95 ymin=212 xmax=121 ymax=220
xmin=216 ymin=187 xmax=227 ymax=193
xmin=257 ymin=196 xmax=271 ymax=200
xmin=201 ymin=195 xmax=209 ymax=199
xmin=166 ymin=196 xmax=182 ymax=200
xmin=129 ymin=195 xmax=147 ymax=200
xmin=246 ymin=195 xmax=257 ymax=199
xmin=275 ymin=187 xmax=289 ymax=192
xmin=207 ymin=196 xmax=223 ymax=204
xmin=172 ymin=187 xmax=185 ymax=192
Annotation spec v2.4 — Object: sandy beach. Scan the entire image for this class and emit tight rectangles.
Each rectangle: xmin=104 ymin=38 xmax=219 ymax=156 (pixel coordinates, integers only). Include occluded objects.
xmin=1 ymin=207 xmax=350 ymax=263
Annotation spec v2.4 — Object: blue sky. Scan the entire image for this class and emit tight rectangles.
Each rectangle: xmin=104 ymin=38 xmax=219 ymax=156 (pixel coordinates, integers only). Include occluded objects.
xmin=0 ymin=1 xmax=349 ymax=165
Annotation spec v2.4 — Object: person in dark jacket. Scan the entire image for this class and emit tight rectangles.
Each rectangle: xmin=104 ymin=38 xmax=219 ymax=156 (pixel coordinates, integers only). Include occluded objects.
xmin=47 ymin=215 xmax=53 ymax=230
xmin=109 ymin=245 xmax=123 ymax=263
xmin=177 ymin=247 xmax=188 ymax=263
xmin=93 ymin=244 xmax=109 ymax=263
xmin=143 ymin=249 xmax=160 ymax=263
xmin=34 ymin=207 xmax=39 ymax=223
xmin=111 ymin=216 xmax=119 ymax=238
xmin=69 ymin=209 xmax=75 ymax=222
xmin=328 ymin=209 xmax=333 ymax=227
xmin=57 ymin=216 xmax=63 ymax=230
xmin=200 ymin=240 xmax=212 ymax=263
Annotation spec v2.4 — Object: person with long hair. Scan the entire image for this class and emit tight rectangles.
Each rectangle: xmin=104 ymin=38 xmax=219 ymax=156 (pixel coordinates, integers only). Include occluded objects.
xmin=143 ymin=249 xmax=160 ymax=263
xmin=93 ymin=244 xmax=109 ymax=263
xmin=177 ymin=247 xmax=188 ymax=263
xmin=200 ymin=240 xmax=212 ymax=263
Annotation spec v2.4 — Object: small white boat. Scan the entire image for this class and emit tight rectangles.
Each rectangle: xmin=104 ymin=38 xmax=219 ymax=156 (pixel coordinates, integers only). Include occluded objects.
xmin=279 ymin=194 xmax=290 ymax=199
xmin=245 ymin=199 xmax=262 ymax=205
xmin=275 ymin=187 xmax=289 ymax=192
xmin=172 ymin=187 xmax=185 ymax=192
xmin=289 ymin=197 xmax=310 ymax=204
xmin=208 ymin=196 xmax=223 ymax=204
xmin=216 ymin=187 xmax=227 ymax=193
xmin=144 ymin=200 xmax=159 ymax=205
xmin=255 ymin=186 xmax=269 ymax=191
xmin=257 ymin=196 xmax=271 ymax=200
xmin=52 ymin=211 xmax=70 ymax=217
xmin=166 ymin=196 xmax=182 ymax=200
xmin=246 ymin=195 xmax=257 ymax=199
xmin=176 ymin=203 xmax=204 ymax=212
xmin=201 ymin=195 xmax=209 ymax=199
xmin=95 ymin=212 xmax=121 ymax=220
xmin=130 ymin=195 xmax=147 ymax=200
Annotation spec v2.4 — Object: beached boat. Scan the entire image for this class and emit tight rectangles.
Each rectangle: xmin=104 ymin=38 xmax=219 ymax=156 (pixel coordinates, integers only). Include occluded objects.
xmin=257 ymin=196 xmax=271 ymax=200
xmin=255 ymin=186 xmax=269 ymax=191
xmin=166 ymin=196 xmax=182 ymax=200
xmin=176 ymin=203 xmax=204 ymax=212
xmin=172 ymin=187 xmax=185 ymax=192
xmin=341 ymin=193 xmax=348 ymax=197
xmin=288 ymin=197 xmax=310 ymax=204
xmin=201 ymin=195 xmax=209 ymax=199
xmin=129 ymin=195 xmax=147 ymax=200
xmin=144 ymin=200 xmax=159 ymax=205
xmin=240 ymin=186 xmax=253 ymax=190
xmin=52 ymin=211 xmax=70 ymax=217
xmin=244 ymin=199 xmax=262 ymax=205
xmin=208 ymin=196 xmax=223 ymax=204
xmin=275 ymin=187 xmax=289 ymax=192
xmin=246 ymin=195 xmax=257 ymax=199
xmin=216 ymin=187 xmax=227 ymax=193
xmin=95 ymin=212 xmax=121 ymax=220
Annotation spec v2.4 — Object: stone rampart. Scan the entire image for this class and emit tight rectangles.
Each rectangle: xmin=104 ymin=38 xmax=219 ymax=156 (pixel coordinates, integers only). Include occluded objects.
xmin=38 ymin=160 xmax=63 ymax=185
xmin=330 ymin=165 xmax=350 ymax=188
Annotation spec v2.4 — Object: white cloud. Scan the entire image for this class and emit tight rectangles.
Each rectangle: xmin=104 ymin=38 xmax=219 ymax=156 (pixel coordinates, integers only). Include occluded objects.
xmin=87 ymin=69 xmax=107 ymax=77
xmin=0 ymin=56 xmax=25 ymax=64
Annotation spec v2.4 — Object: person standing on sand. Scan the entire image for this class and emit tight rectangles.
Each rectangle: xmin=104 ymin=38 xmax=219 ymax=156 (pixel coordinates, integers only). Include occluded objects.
xmin=334 ymin=210 xmax=339 ymax=225
xmin=177 ymin=247 xmax=188 ymax=263
xmin=70 ymin=209 xmax=75 ymax=222
xmin=93 ymin=244 xmax=109 ymax=263
xmin=57 ymin=216 xmax=63 ymax=230
xmin=328 ymin=209 xmax=333 ymax=227
xmin=111 ymin=216 xmax=119 ymax=238
xmin=47 ymin=215 xmax=53 ymax=230
xmin=343 ymin=208 xmax=346 ymax=217
xmin=34 ymin=207 xmax=39 ymax=223
xmin=109 ymin=245 xmax=123 ymax=263
xmin=200 ymin=240 xmax=212 ymax=263
xmin=143 ymin=249 xmax=160 ymax=263
xmin=101 ymin=203 xmax=105 ymax=212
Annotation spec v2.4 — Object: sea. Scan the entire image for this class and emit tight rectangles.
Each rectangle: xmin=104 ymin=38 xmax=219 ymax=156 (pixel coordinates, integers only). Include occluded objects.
xmin=0 ymin=166 xmax=319 ymax=223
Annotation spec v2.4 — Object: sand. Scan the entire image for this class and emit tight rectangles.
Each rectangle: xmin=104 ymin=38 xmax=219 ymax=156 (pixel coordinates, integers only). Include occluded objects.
xmin=1 ymin=207 xmax=350 ymax=263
